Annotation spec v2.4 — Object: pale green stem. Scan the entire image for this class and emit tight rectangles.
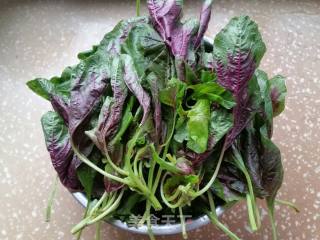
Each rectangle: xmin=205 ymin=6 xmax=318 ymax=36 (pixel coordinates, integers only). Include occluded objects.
xmin=95 ymin=221 xmax=101 ymax=240
xmin=243 ymin=170 xmax=260 ymax=230
xmin=71 ymin=190 xmax=124 ymax=234
xmin=101 ymin=193 xmax=117 ymax=212
xmin=104 ymin=150 xmax=128 ymax=176
xmin=76 ymin=198 xmax=91 ymax=240
xmin=195 ymin=142 xmax=226 ymax=197
xmin=71 ymin=141 xmax=129 ymax=185
xmin=138 ymin=161 xmax=147 ymax=186
xmin=232 ymin=146 xmax=260 ymax=230
xmin=179 ymin=206 xmax=188 ymax=239
xmin=146 ymin=202 xmax=155 ymax=240
xmin=267 ymin=203 xmax=278 ymax=240
xmin=87 ymin=190 xmax=124 ymax=225
xmin=45 ymin=174 xmax=59 ymax=222
xmin=151 ymin=168 xmax=163 ymax=194
xmin=166 ymin=187 xmax=182 ymax=202
xmin=207 ymin=191 xmax=241 ymax=240
xmin=89 ymin=192 xmax=108 ymax=215
xmin=160 ymin=173 xmax=185 ymax=209
xmin=246 ymin=194 xmax=258 ymax=231
xmin=275 ymin=199 xmax=299 ymax=213
xmin=136 ymin=0 xmax=141 ymax=16
xmin=46 ymin=175 xmax=59 ymax=222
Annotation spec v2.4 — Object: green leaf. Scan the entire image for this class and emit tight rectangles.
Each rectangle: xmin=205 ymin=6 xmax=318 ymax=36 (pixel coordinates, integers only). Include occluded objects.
xmin=185 ymin=63 xmax=198 ymax=84
xmin=209 ymin=108 xmax=233 ymax=145
xmin=159 ymin=78 xmax=187 ymax=108
xmin=77 ymin=45 xmax=98 ymax=60
xmin=211 ymin=180 xmax=242 ymax=203
xmin=163 ymin=175 xmax=199 ymax=198
xmin=189 ymin=82 xmax=236 ymax=109
xmin=200 ymin=70 xmax=216 ymax=83
xmin=150 ymin=145 xmax=189 ymax=175
xmin=121 ymin=22 xmax=166 ymax=78
xmin=255 ymin=69 xmax=273 ymax=135
xmin=174 ymin=121 xmax=188 ymax=143
xmin=109 ymin=99 xmax=134 ymax=146
xmin=186 ymin=99 xmax=211 ymax=153
xmin=260 ymin=125 xmax=284 ymax=202
xmin=27 ymin=66 xmax=75 ymax=101
xmin=269 ymin=75 xmax=287 ymax=117
xmin=213 ymin=15 xmax=266 ymax=67
xmin=27 ymin=78 xmax=54 ymax=100
xmin=115 ymin=192 xmax=143 ymax=221
xmin=41 ymin=111 xmax=69 ymax=149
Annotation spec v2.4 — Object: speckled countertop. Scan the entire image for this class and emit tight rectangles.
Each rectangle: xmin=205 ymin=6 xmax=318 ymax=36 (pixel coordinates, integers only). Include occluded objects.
xmin=0 ymin=0 xmax=319 ymax=239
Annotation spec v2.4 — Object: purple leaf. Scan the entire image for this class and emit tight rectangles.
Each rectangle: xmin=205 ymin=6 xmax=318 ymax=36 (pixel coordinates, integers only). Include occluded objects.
xmin=41 ymin=111 xmax=82 ymax=191
xmin=147 ymin=0 xmax=183 ymax=44
xmin=176 ymin=157 xmax=193 ymax=175
xmin=225 ymin=88 xmax=252 ymax=148
xmin=260 ymin=125 xmax=283 ymax=200
xmin=146 ymin=72 xmax=163 ymax=144
xmin=213 ymin=16 xmax=266 ymax=147
xmin=194 ymin=0 xmax=213 ymax=49
xmin=69 ymin=17 xmax=148 ymax=143
xmin=68 ymin=61 xmax=109 ymax=144
xmin=105 ymin=58 xmax=128 ymax=138
xmin=215 ymin=52 xmax=256 ymax=94
xmin=171 ymin=19 xmax=199 ymax=60
xmin=122 ymin=54 xmax=151 ymax=124
xmin=104 ymin=177 xmax=124 ymax=193
xmin=100 ymin=17 xmax=148 ymax=55
xmin=269 ymin=75 xmax=287 ymax=117
xmin=148 ymin=0 xmax=212 ymax=62
xmin=65 ymin=156 xmax=83 ymax=192
xmin=50 ymin=95 xmax=69 ymax=126
xmin=86 ymin=58 xmax=128 ymax=153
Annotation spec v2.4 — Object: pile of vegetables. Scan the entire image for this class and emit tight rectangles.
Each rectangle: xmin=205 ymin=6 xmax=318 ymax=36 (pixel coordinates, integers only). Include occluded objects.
xmin=27 ymin=0 xmax=292 ymax=239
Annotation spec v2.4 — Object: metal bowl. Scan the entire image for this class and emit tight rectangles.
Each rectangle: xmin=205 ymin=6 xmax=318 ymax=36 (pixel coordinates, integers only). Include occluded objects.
xmin=72 ymin=192 xmax=227 ymax=235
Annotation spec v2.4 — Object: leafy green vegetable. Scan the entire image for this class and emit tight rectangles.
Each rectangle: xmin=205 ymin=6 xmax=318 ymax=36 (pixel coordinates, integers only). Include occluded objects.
xmin=28 ymin=2 xmax=289 ymax=240
xmin=41 ymin=111 xmax=81 ymax=190
xmin=186 ymin=99 xmax=210 ymax=153
xmin=209 ymin=108 xmax=233 ymax=146
xmin=270 ymin=75 xmax=287 ymax=117
xmin=189 ymin=82 xmax=236 ymax=109
xmin=159 ymin=78 xmax=186 ymax=108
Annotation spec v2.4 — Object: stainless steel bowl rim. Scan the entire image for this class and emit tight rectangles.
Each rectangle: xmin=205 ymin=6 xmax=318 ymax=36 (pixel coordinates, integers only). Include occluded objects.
xmin=72 ymin=192 xmax=226 ymax=235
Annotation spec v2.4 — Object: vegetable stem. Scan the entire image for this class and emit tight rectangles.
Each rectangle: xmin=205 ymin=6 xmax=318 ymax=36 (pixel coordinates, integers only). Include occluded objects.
xmin=207 ymin=191 xmax=240 ymax=240
xmin=267 ymin=200 xmax=278 ymax=240
xmin=71 ymin=189 xmax=124 ymax=234
xmin=232 ymin=146 xmax=260 ymax=231
xmin=95 ymin=221 xmax=101 ymax=240
xmin=124 ymin=126 xmax=162 ymax=210
xmin=89 ymin=192 xmax=108 ymax=216
xmin=76 ymin=198 xmax=91 ymax=240
xmin=195 ymin=141 xmax=227 ymax=197
xmin=179 ymin=206 xmax=188 ymax=239
xmin=275 ymin=199 xmax=299 ymax=213
xmin=71 ymin=140 xmax=129 ymax=185
xmin=136 ymin=0 xmax=141 ymax=17
xmin=207 ymin=212 xmax=241 ymax=240
xmin=45 ymin=174 xmax=59 ymax=222
xmin=246 ymin=194 xmax=258 ymax=231
xmin=146 ymin=202 xmax=155 ymax=240
xmin=104 ymin=150 xmax=128 ymax=176
xmin=87 ymin=190 xmax=124 ymax=225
